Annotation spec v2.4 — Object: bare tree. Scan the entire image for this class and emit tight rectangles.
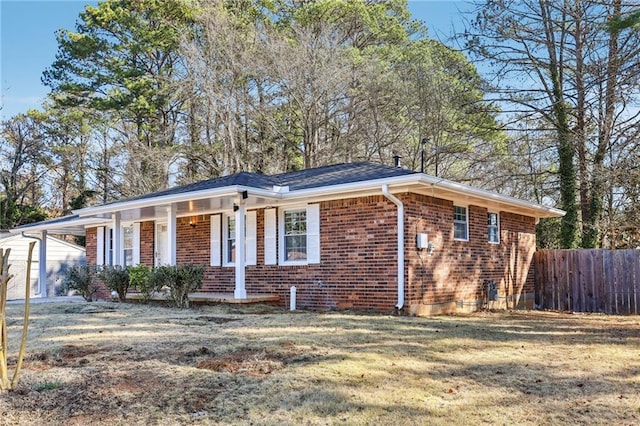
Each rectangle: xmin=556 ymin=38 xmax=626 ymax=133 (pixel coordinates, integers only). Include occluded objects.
xmin=464 ymin=0 xmax=640 ymax=248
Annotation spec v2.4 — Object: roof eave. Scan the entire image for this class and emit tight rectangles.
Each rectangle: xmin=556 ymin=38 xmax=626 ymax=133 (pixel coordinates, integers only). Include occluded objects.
xmin=73 ymin=185 xmax=281 ymax=217
xmin=414 ymin=175 xmax=566 ymax=218
xmin=10 ymin=216 xmax=112 ymax=236
xmin=278 ymin=174 xmax=565 ymax=219
xmin=71 ymin=172 xmax=563 ymax=220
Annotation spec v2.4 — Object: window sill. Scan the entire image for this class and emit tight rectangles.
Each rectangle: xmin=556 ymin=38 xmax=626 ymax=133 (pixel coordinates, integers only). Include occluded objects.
xmin=279 ymin=260 xmax=309 ymax=266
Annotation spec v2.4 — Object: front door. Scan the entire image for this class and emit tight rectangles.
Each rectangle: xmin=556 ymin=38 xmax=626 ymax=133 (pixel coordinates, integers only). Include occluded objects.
xmin=155 ymin=222 xmax=169 ymax=266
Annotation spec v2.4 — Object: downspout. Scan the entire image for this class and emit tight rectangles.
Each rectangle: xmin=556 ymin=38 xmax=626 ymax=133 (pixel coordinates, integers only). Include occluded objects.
xmin=21 ymin=232 xmax=45 ymax=296
xmin=381 ymin=185 xmax=404 ymax=310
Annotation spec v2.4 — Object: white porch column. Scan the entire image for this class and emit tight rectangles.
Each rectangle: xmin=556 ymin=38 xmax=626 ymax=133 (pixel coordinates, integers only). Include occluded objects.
xmin=167 ymin=204 xmax=177 ymax=266
xmin=113 ymin=212 xmax=122 ymax=266
xmin=39 ymin=230 xmax=47 ymax=297
xmin=234 ymin=203 xmax=247 ymax=299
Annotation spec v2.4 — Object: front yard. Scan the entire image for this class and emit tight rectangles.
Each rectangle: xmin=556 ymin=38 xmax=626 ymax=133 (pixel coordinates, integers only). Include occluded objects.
xmin=1 ymin=302 xmax=639 ymax=425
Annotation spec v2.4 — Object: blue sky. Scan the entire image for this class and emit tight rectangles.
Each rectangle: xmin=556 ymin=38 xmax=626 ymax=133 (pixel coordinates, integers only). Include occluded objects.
xmin=0 ymin=0 xmax=470 ymax=121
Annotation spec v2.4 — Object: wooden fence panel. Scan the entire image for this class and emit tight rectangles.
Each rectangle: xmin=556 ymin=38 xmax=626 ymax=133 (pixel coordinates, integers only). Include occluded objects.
xmin=604 ymin=250 xmax=614 ymax=314
xmin=534 ymin=249 xmax=640 ymax=315
xmin=593 ymin=250 xmax=604 ymax=313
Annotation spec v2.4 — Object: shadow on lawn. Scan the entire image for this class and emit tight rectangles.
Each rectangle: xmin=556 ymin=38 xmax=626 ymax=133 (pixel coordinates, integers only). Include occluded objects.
xmin=3 ymin=303 xmax=639 ymax=424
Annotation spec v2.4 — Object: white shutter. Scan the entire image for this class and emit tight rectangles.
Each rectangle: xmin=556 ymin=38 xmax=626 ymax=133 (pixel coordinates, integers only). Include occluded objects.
xmin=96 ymin=227 xmax=105 ymax=266
xmin=132 ymin=222 xmax=141 ymax=265
xmin=307 ymin=204 xmax=320 ymax=264
xmin=246 ymin=210 xmax=257 ymax=266
xmin=210 ymin=214 xmax=221 ymax=266
xmin=264 ymin=209 xmax=277 ymax=265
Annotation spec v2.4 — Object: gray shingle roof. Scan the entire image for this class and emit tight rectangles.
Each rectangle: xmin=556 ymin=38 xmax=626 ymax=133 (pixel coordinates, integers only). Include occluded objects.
xmin=274 ymin=162 xmax=415 ymax=190
xmin=107 ymin=162 xmax=414 ymax=205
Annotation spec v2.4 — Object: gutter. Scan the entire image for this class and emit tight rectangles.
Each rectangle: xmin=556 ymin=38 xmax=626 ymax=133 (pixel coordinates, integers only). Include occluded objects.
xmin=381 ymin=185 xmax=404 ymax=310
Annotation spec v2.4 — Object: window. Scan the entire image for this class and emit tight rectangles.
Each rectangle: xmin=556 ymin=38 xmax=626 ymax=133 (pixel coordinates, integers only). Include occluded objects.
xmin=106 ymin=227 xmax=114 ymax=265
xmin=284 ymin=209 xmax=307 ymax=261
xmin=211 ymin=212 xmax=257 ymax=267
xmin=98 ymin=224 xmax=139 ymax=266
xmin=488 ymin=212 xmax=500 ymax=244
xmin=273 ymin=205 xmax=320 ymax=265
xmin=225 ymin=215 xmax=236 ymax=264
xmin=453 ymin=206 xmax=468 ymax=241
xmin=123 ymin=225 xmax=134 ymax=265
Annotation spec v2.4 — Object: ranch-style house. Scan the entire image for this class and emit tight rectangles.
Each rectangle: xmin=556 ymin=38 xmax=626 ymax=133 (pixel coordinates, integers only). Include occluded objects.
xmin=12 ymin=162 xmax=564 ymax=315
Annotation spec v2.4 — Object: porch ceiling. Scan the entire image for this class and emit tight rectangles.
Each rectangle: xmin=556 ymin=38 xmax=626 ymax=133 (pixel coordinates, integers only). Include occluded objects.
xmin=116 ymin=193 xmax=276 ymax=222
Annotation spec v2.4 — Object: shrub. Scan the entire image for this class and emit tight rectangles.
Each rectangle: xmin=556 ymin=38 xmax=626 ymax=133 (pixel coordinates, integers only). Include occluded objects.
xmin=150 ymin=264 xmax=204 ymax=308
xmin=62 ymin=265 xmax=99 ymax=301
xmin=128 ymin=264 xmax=154 ymax=303
xmin=96 ymin=265 xmax=130 ymax=302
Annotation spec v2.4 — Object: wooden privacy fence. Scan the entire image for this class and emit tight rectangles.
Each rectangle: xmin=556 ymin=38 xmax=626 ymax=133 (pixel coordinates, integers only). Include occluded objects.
xmin=534 ymin=249 xmax=640 ymax=314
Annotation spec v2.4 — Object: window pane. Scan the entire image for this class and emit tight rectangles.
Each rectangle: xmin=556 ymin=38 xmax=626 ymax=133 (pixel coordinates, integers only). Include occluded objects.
xmin=286 ymin=235 xmax=307 ymax=260
xmin=488 ymin=213 xmax=499 ymax=243
xmin=284 ymin=210 xmax=307 ymax=260
xmin=227 ymin=216 xmax=235 ymax=263
xmin=228 ymin=239 xmax=236 ymax=263
xmin=107 ymin=228 xmax=113 ymax=265
xmin=285 ymin=210 xmax=307 ymax=235
xmin=488 ymin=227 xmax=499 ymax=243
xmin=227 ymin=217 xmax=235 ymax=239
xmin=454 ymin=223 xmax=467 ymax=240
xmin=123 ymin=226 xmax=133 ymax=249
xmin=453 ymin=206 xmax=468 ymax=240
xmin=124 ymin=249 xmax=133 ymax=266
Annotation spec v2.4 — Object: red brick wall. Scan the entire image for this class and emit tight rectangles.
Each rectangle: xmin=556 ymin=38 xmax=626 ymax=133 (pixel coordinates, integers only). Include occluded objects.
xmin=403 ymin=193 xmax=536 ymax=314
xmin=140 ymin=221 xmax=155 ymax=267
xmin=86 ymin=227 xmax=97 ymax=265
xmin=84 ymin=227 xmax=110 ymax=301
xmin=83 ymin=191 xmax=537 ymax=314
xmin=175 ymin=215 xmax=236 ymax=293
xmin=243 ymin=196 xmax=398 ymax=312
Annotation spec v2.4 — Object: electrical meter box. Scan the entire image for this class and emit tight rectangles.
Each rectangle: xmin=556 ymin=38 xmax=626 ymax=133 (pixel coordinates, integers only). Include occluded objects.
xmin=416 ymin=233 xmax=429 ymax=249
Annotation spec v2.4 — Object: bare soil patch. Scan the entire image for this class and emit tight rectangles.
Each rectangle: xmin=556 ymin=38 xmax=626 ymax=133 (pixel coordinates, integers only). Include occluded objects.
xmin=1 ymin=302 xmax=639 ymax=425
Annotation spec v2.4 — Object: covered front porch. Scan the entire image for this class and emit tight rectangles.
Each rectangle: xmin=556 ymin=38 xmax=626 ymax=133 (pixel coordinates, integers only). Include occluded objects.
xmin=10 ymin=184 xmax=284 ymax=301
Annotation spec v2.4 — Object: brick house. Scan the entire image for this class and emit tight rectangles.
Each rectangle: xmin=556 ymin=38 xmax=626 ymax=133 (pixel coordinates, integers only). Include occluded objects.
xmin=12 ymin=162 xmax=564 ymax=315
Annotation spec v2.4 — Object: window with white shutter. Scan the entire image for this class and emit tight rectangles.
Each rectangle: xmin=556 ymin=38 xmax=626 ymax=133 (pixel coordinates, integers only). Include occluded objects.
xmin=278 ymin=204 xmax=320 ymax=265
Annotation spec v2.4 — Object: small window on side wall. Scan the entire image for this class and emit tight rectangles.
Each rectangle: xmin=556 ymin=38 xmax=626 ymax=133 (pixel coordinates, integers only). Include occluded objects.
xmin=453 ymin=206 xmax=468 ymax=241
xmin=488 ymin=212 xmax=500 ymax=244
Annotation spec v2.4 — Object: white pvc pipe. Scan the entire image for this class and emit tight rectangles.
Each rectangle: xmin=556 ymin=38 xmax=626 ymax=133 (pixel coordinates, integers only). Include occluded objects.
xmin=381 ymin=185 xmax=404 ymax=310
xmin=290 ymin=286 xmax=297 ymax=311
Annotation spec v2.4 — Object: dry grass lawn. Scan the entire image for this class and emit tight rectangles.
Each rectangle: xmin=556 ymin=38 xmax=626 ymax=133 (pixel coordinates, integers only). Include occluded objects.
xmin=1 ymin=301 xmax=639 ymax=425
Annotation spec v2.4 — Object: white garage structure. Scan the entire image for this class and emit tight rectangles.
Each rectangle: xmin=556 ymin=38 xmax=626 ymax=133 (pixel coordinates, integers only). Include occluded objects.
xmin=0 ymin=232 xmax=85 ymax=300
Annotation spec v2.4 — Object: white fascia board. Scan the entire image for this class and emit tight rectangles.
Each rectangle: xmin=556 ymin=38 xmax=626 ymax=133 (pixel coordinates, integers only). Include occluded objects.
xmin=9 ymin=216 xmax=112 ymax=234
xmin=73 ymin=185 xmax=281 ymax=217
xmin=277 ymin=174 xmax=565 ymax=218
xmin=414 ymin=175 xmax=566 ymax=218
